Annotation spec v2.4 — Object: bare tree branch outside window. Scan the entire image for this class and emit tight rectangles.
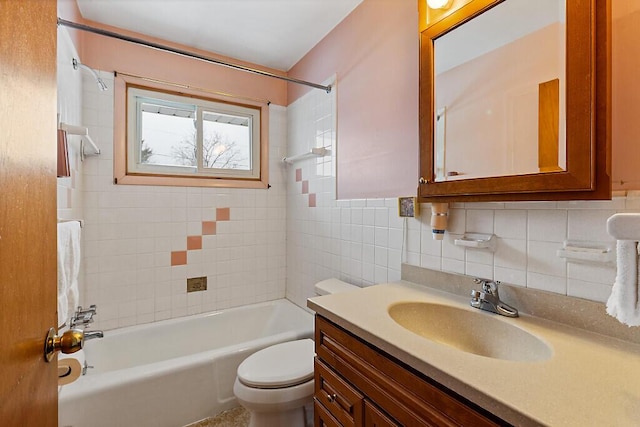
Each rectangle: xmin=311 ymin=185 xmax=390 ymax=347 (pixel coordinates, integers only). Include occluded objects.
xmin=140 ymin=140 xmax=154 ymax=164
xmin=172 ymin=130 xmax=247 ymax=169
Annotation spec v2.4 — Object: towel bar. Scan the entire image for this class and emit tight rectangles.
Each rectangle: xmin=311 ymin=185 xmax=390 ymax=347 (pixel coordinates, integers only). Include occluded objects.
xmin=607 ymin=213 xmax=640 ymax=240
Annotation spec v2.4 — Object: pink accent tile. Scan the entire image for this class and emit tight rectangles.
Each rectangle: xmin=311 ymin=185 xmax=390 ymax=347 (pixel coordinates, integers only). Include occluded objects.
xmin=216 ymin=207 xmax=230 ymax=221
xmin=309 ymin=193 xmax=317 ymax=207
xmin=202 ymin=221 xmax=217 ymax=235
xmin=295 ymin=168 xmax=302 ymax=182
xmin=302 ymin=180 xmax=309 ymax=194
xmin=187 ymin=236 xmax=202 ymax=250
xmin=171 ymin=251 xmax=187 ymax=266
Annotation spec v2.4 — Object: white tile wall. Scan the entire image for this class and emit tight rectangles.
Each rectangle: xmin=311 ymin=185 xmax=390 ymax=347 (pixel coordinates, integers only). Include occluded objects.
xmin=79 ymin=75 xmax=288 ymax=330
xmin=56 ymin=28 xmax=84 ymax=222
xmin=57 ymin=29 xmax=88 ymax=319
xmin=285 ymin=81 xmax=409 ymax=308
xmin=285 ymin=75 xmax=640 ymax=309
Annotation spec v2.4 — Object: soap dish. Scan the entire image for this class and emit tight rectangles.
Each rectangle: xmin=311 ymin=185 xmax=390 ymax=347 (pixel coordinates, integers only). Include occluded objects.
xmin=454 ymin=233 xmax=496 ymax=251
xmin=556 ymin=241 xmax=615 ymax=265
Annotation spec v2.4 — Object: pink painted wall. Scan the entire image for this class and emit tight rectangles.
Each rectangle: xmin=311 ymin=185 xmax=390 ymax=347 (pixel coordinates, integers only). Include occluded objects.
xmin=612 ymin=1 xmax=640 ymax=191
xmin=290 ymin=0 xmax=640 ymax=195
xmin=58 ymin=0 xmax=640 ymax=194
xmin=57 ymin=6 xmax=288 ymax=106
xmin=287 ymin=0 xmax=419 ymax=199
xmin=435 ymin=23 xmax=564 ymax=180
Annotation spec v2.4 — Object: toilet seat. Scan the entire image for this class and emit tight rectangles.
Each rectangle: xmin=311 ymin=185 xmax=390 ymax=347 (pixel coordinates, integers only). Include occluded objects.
xmin=237 ymin=339 xmax=314 ymax=389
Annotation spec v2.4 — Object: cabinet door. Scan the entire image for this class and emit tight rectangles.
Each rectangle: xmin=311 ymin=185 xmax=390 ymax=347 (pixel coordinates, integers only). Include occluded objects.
xmin=315 ymin=358 xmax=364 ymax=426
xmin=315 ymin=399 xmax=342 ymax=427
xmin=315 ymin=316 xmax=506 ymax=427
xmin=364 ymin=401 xmax=399 ymax=427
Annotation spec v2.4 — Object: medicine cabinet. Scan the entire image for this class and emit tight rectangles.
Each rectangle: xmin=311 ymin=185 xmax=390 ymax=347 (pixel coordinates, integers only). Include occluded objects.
xmin=418 ymin=0 xmax=611 ymax=202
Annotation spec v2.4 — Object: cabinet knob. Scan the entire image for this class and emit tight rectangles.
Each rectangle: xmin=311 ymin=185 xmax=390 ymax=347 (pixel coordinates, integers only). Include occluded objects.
xmin=327 ymin=393 xmax=337 ymax=403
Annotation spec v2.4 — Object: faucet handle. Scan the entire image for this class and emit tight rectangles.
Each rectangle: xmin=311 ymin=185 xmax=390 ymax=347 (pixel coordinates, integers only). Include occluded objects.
xmin=70 ymin=304 xmax=98 ymax=328
xmin=481 ymin=280 xmax=500 ymax=293
xmin=470 ymin=290 xmax=482 ymax=308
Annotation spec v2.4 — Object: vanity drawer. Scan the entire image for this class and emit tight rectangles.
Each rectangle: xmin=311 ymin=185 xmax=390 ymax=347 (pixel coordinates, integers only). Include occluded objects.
xmin=315 ymin=358 xmax=364 ymax=426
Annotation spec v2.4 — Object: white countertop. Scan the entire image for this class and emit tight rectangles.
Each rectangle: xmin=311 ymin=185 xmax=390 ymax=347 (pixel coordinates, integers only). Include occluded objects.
xmin=307 ymin=281 xmax=640 ymax=427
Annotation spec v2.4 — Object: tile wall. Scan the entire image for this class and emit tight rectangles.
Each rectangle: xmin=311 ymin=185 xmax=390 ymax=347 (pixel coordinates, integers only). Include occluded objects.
xmin=56 ymin=28 xmax=84 ymax=222
xmin=79 ymin=74 xmax=288 ymax=330
xmin=285 ymin=77 xmax=640 ymax=309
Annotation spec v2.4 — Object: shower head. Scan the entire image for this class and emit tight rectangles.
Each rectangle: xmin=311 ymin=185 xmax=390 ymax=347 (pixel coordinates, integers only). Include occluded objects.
xmin=96 ymin=77 xmax=108 ymax=92
xmin=72 ymin=58 xmax=108 ymax=91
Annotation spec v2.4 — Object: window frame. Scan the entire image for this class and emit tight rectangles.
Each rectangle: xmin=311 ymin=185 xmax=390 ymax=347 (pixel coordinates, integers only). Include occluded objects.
xmin=114 ymin=75 xmax=269 ymax=189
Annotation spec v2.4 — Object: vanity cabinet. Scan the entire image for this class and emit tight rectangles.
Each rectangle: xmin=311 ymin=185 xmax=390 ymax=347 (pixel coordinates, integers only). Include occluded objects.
xmin=313 ymin=315 xmax=509 ymax=427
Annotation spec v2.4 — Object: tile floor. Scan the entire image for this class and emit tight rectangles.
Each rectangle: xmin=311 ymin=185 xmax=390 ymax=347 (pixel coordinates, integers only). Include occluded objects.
xmin=185 ymin=407 xmax=249 ymax=427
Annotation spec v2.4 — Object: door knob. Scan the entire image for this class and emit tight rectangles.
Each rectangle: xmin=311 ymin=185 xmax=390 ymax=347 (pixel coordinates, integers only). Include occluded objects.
xmin=44 ymin=328 xmax=84 ymax=362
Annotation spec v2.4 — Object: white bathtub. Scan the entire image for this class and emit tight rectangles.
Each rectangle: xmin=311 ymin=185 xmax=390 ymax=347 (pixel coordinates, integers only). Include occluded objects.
xmin=58 ymin=299 xmax=314 ymax=427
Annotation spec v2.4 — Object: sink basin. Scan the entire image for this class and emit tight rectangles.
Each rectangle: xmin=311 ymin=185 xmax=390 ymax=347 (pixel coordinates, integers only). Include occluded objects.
xmin=388 ymin=302 xmax=552 ymax=362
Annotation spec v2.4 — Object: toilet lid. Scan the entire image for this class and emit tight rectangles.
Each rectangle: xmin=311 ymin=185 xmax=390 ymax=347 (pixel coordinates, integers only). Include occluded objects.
xmin=237 ymin=339 xmax=315 ymax=389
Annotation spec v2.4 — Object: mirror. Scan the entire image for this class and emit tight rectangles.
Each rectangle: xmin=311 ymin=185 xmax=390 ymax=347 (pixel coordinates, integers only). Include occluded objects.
xmin=433 ymin=0 xmax=566 ymax=181
xmin=419 ymin=0 xmax=610 ymax=201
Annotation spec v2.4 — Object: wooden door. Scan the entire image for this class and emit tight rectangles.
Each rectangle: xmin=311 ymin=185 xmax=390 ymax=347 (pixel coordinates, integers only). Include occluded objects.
xmin=0 ymin=0 xmax=58 ymax=425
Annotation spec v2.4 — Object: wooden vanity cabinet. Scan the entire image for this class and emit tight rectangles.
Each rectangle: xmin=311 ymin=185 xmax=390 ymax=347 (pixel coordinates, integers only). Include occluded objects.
xmin=314 ymin=315 xmax=510 ymax=427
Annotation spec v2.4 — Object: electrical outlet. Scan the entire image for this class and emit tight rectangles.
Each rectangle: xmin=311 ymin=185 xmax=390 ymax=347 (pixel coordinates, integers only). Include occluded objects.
xmin=398 ymin=197 xmax=419 ymax=217
xmin=187 ymin=276 xmax=207 ymax=293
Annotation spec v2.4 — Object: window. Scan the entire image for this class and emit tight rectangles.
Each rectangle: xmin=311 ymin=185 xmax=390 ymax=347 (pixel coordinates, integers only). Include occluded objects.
xmin=115 ymin=81 xmax=268 ymax=188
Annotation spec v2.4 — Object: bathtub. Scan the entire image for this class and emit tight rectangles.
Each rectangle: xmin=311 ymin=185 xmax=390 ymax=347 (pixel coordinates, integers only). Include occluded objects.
xmin=58 ymin=299 xmax=314 ymax=427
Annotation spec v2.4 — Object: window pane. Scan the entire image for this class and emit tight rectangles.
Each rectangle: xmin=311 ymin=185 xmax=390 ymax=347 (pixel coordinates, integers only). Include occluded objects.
xmin=202 ymin=111 xmax=251 ymax=170
xmin=139 ymin=100 xmax=197 ymax=168
xmin=125 ymin=86 xmax=263 ymax=185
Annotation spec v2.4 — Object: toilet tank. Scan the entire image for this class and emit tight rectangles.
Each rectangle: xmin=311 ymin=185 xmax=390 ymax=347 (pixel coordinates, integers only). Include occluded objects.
xmin=314 ymin=279 xmax=359 ymax=296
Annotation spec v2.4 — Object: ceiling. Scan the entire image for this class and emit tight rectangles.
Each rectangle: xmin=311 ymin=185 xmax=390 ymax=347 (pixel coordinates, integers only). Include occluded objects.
xmin=76 ymin=0 xmax=364 ymax=71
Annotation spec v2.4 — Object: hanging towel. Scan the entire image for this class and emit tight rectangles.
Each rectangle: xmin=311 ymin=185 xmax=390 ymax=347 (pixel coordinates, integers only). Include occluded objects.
xmin=606 ymin=240 xmax=640 ymax=326
xmin=57 ymin=221 xmax=82 ymax=327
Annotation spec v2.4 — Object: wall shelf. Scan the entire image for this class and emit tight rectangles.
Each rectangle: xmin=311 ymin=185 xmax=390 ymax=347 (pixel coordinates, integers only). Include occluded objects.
xmin=282 ymin=147 xmax=330 ymax=164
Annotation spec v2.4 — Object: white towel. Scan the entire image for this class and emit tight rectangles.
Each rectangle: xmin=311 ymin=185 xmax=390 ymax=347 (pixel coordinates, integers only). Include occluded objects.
xmin=606 ymin=240 xmax=640 ymax=326
xmin=57 ymin=222 xmax=82 ymax=327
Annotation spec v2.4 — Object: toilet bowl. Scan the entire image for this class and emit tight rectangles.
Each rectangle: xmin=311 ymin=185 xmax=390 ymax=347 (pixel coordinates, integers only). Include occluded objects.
xmin=233 ymin=279 xmax=358 ymax=427
xmin=233 ymin=339 xmax=315 ymax=427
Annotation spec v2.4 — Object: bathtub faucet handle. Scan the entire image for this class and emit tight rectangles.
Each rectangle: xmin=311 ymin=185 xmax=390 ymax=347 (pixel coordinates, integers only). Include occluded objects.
xmin=82 ymin=361 xmax=94 ymax=375
xmin=70 ymin=304 xmax=98 ymax=328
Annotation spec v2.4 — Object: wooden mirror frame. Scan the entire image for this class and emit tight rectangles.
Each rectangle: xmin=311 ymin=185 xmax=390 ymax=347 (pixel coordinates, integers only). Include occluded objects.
xmin=418 ymin=0 xmax=611 ymax=202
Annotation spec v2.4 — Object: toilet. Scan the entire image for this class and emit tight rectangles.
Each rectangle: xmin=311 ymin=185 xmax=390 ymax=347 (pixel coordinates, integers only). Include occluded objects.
xmin=233 ymin=279 xmax=358 ymax=427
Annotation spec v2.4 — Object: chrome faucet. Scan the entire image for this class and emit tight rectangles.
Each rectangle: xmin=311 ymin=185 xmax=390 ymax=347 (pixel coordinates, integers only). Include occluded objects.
xmin=470 ymin=279 xmax=518 ymax=317
xmin=83 ymin=330 xmax=104 ymax=341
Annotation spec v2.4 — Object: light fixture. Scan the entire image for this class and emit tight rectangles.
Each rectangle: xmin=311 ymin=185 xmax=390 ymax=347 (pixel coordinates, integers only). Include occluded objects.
xmin=72 ymin=58 xmax=108 ymax=91
xmin=427 ymin=0 xmax=454 ymax=10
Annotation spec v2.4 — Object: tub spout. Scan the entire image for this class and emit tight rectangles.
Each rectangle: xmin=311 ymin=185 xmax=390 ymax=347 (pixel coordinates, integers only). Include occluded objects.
xmin=84 ymin=330 xmax=104 ymax=341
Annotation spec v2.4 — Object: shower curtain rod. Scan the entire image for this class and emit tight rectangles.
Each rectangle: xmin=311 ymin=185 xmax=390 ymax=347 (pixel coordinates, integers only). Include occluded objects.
xmin=114 ymin=70 xmax=271 ymax=105
xmin=57 ymin=18 xmax=332 ymax=94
